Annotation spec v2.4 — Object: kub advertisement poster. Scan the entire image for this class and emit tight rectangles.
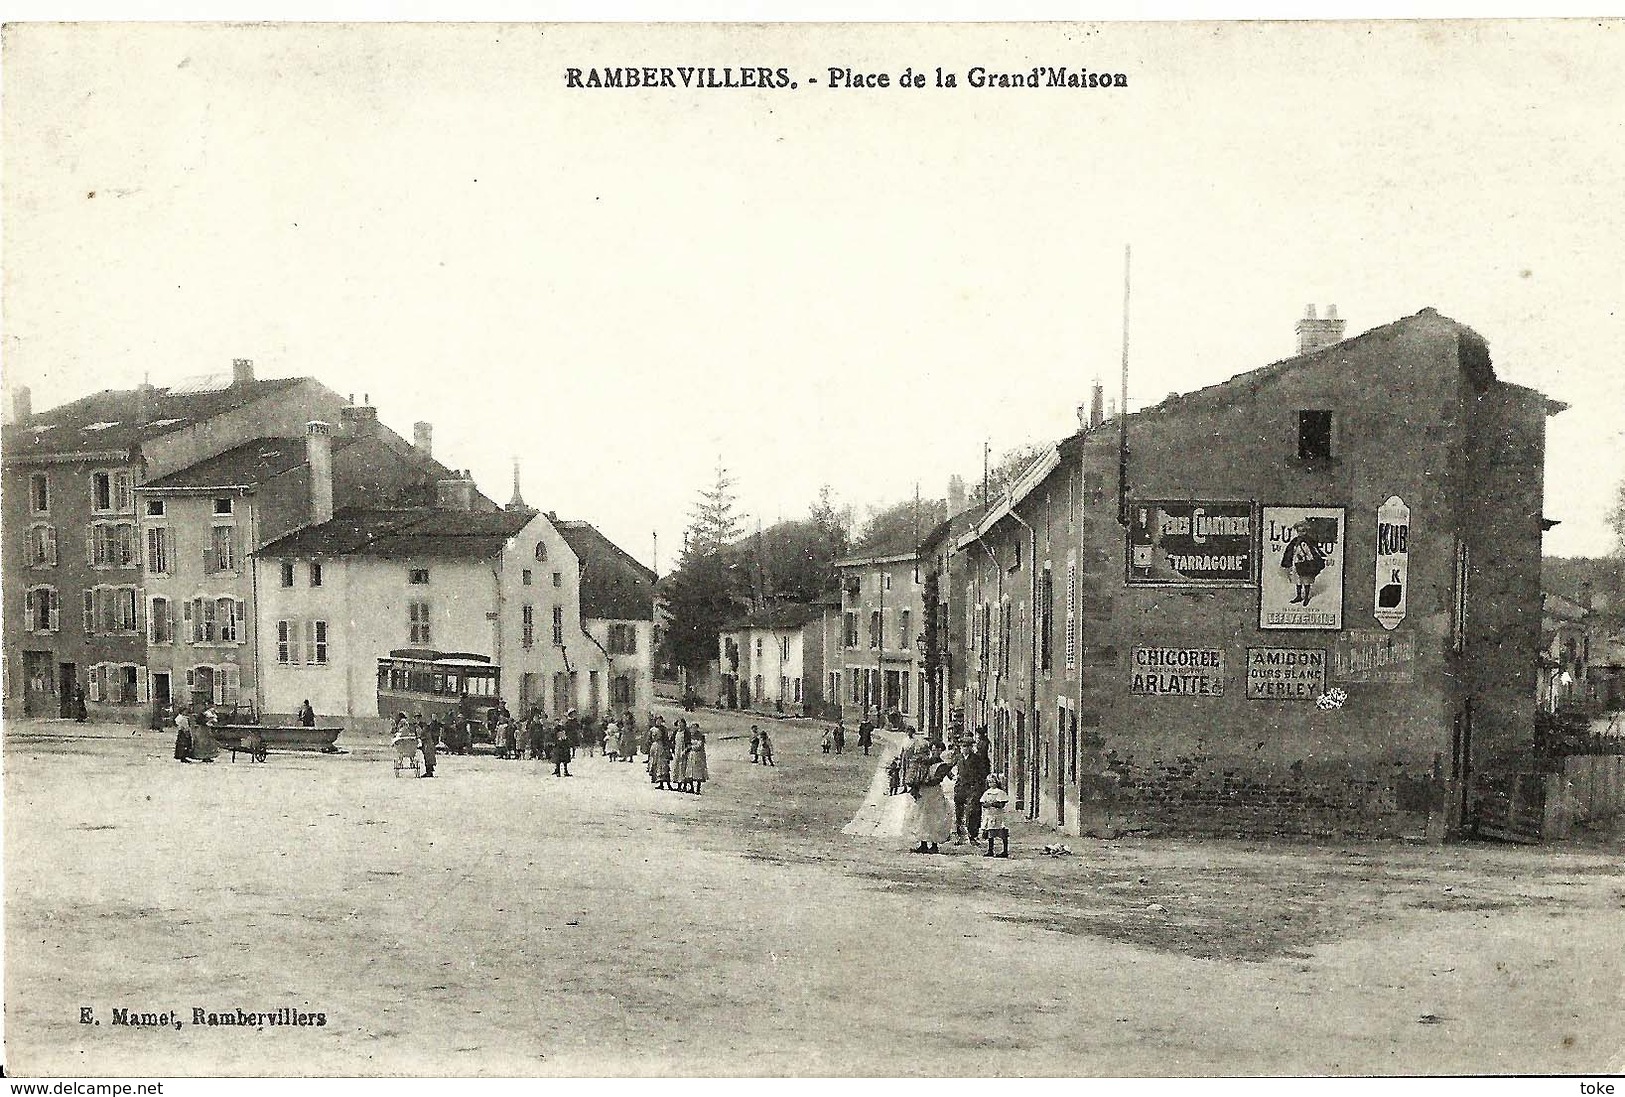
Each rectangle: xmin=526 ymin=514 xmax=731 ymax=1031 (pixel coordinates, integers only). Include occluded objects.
xmin=1259 ymin=506 xmax=1345 ymax=630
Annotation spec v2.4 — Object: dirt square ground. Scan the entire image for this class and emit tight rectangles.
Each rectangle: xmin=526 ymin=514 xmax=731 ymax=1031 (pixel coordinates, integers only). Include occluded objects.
xmin=4 ymin=704 xmax=1622 ymax=1077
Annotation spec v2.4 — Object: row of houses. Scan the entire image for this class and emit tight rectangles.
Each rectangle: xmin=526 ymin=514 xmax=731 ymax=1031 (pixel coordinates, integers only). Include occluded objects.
xmin=3 ymin=361 xmax=654 ymax=726
xmin=723 ymin=306 xmax=1573 ymax=840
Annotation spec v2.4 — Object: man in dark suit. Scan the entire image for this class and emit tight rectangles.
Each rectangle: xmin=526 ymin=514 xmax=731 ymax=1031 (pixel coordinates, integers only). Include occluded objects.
xmin=954 ymin=728 xmax=992 ymax=844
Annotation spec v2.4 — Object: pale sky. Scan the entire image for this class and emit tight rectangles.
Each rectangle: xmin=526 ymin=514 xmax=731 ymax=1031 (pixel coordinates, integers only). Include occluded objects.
xmin=5 ymin=20 xmax=1622 ymax=569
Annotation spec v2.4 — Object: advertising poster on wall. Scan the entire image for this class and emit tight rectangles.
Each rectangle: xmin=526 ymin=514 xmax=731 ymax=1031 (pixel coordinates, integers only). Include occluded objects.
xmin=1245 ymin=648 xmax=1327 ymax=700
xmin=1259 ymin=505 xmax=1345 ymax=630
xmin=1129 ymin=647 xmax=1226 ymax=696
xmin=1374 ymin=495 xmax=1411 ymax=630
xmin=1126 ymin=501 xmax=1255 ymax=586
xmin=1332 ymin=629 xmax=1418 ymax=683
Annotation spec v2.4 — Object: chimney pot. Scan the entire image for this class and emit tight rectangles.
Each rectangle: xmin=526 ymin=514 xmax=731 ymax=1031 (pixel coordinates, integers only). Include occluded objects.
xmin=232 ymin=358 xmax=255 ymax=386
xmin=1304 ymin=304 xmax=1317 ymax=320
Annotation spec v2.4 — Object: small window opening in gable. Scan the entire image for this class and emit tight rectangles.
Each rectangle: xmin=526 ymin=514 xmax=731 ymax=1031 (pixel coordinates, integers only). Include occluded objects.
xmin=1297 ymin=410 xmax=1334 ymax=461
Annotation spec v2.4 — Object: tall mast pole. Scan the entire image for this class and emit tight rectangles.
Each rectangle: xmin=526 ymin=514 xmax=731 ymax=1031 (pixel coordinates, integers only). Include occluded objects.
xmin=1117 ymin=244 xmax=1132 ymax=527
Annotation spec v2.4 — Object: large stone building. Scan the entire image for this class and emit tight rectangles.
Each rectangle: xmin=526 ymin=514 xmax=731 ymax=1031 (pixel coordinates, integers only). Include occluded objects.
xmin=132 ymin=399 xmax=480 ymax=715
xmin=2 ymin=362 xmax=349 ymax=720
xmin=832 ymin=546 xmax=927 ymax=724
xmin=952 ymin=307 xmax=1561 ymax=840
xmin=717 ymin=602 xmax=831 ymax=716
xmin=255 ymin=488 xmax=654 ymax=724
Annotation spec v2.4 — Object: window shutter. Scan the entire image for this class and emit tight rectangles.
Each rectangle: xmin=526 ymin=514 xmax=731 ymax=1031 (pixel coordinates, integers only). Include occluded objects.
xmin=185 ymin=668 xmax=196 ymax=689
xmin=138 ymin=668 xmax=150 ymax=704
xmin=132 ymin=592 xmax=142 ymax=635
xmin=235 ymin=600 xmax=247 ymax=643
xmin=87 ymin=666 xmax=101 ymax=702
xmin=48 ymin=590 xmax=60 ymax=632
xmin=223 ymin=665 xmax=241 ymax=704
xmin=1064 ymin=560 xmax=1078 ymax=671
xmin=23 ymin=589 xmax=35 ymax=631
xmin=86 ymin=527 xmax=96 ymax=567
xmin=46 ymin=525 xmax=58 ymax=565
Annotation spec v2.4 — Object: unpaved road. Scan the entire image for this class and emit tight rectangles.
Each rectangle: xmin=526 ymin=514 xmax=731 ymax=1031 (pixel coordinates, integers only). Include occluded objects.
xmin=4 ymin=707 xmax=1622 ymax=1077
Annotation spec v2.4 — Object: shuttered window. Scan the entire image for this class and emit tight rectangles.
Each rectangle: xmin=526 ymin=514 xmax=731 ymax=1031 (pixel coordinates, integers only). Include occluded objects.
xmin=1064 ymin=560 xmax=1078 ymax=671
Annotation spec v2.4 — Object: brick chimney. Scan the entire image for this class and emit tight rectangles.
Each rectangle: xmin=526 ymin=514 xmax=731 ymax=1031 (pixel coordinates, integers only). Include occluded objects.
xmin=10 ymin=384 xmax=32 ymax=425
xmin=437 ymin=470 xmax=475 ymax=511
xmin=339 ymin=394 xmax=377 ymax=436
xmin=306 ymin=421 xmax=334 ymax=526
xmin=1295 ymin=304 xmax=1346 ymax=355
xmin=413 ymin=421 xmax=433 ymax=458
xmin=947 ymin=475 xmax=966 ymax=517
xmin=232 ymin=358 xmax=255 ymax=387
xmin=1090 ymin=379 xmax=1104 ymax=429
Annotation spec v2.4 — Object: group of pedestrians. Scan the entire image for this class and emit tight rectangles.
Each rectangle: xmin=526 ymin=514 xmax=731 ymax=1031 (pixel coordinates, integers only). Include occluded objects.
xmin=820 ymin=715 xmax=874 ymax=757
xmin=897 ymin=726 xmax=1009 ymax=856
xmin=388 ymin=706 xmax=645 ymax=779
xmin=645 ymin=715 xmax=709 ymax=793
xmin=749 ymin=724 xmax=776 ymax=766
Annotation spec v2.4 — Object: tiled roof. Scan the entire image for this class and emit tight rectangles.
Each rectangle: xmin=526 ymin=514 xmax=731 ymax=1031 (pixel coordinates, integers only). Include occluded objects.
xmin=723 ymin=602 xmax=823 ymax=631
xmin=554 ymin=520 xmax=656 ymax=622
xmin=2 ymin=376 xmax=309 ymax=458
xmin=141 ymin=437 xmax=314 ymax=490
xmin=259 ymin=506 xmax=532 ymax=560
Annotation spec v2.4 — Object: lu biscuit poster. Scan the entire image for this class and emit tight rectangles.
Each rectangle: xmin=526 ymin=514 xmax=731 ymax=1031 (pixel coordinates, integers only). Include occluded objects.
xmin=1259 ymin=505 xmax=1345 ymax=630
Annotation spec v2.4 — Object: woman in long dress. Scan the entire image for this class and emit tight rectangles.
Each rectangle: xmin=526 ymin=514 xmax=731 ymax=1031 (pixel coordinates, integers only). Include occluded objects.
xmin=647 ymin=730 xmax=672 ymax=790
xmin=900 ymin=736 xmax=953 ymax=853
xmin=617 ymin=715 xmax=639 ymax=762
xmin=670 ymin=720 xmax=691 ymax=788
xmin=685 ymin=727 xmax=709 ymax=794
xmin=189 ymin=711 xmax=220 ymax=762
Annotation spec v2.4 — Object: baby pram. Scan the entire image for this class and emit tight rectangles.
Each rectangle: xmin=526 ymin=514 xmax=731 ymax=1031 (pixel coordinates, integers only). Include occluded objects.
xmin=391 ymin=732 xmax=421 ymax=777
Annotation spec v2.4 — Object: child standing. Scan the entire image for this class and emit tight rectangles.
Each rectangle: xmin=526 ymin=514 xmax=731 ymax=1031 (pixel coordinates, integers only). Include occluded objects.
xmin=757 ymin=725 xmax=775 ymax=767
xmin=750 ymin=726 xmax=761 ymax=763
xmin=980 ymin=774 xmax=1010 ymax=858
xmin=820 ymin=728 xmax=832 ymax=754
xmin=885 ymin=755 xmax=902 ymax=795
